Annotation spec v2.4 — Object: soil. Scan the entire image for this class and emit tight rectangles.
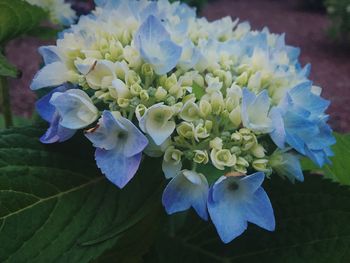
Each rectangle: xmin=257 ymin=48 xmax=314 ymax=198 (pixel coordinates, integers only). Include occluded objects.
xmin=4 ymin=0 xmax=350 ymax=131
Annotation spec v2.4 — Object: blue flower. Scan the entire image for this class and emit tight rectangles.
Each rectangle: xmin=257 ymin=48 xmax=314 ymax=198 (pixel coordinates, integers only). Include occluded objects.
xmin=162 ymin=170 xmax=209 ymax=220
xmin=35 ymin=85 xmax=76 ymax=144
xmin=269 ymin=82 xmax=335 ymax=167
xmin=241 ymin=88 xmax=272 ymax=133
xmin=85 ymin=111 xmax=148 ymax=188
xmin=208 ymin=172 xmax=275 ymax=243
xmin=135 ymin=15 xmax=182 ymax=75
xmin=50 ymin=89 xmax=99 ymax=129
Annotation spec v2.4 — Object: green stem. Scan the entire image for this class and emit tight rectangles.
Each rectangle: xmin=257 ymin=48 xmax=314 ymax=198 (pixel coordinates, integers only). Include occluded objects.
xmin=0 ymin=76 xmax=13 ymax=128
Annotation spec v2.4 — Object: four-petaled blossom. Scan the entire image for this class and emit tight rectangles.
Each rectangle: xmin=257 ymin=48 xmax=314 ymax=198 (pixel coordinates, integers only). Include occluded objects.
xmin=241 ymin=88 xmax=272 ymax=133
xmin=208 ymin=172 xmax=275 ymax=243
xmin=135 ymin=15 xmax=182 ymax=75
xmin=162 ymin=170 xmax=209 ymax=220
xmin=139 ymin=103 xmax=176 ymax=145
xmin=85 ymin=111 xmax=148 ymax=188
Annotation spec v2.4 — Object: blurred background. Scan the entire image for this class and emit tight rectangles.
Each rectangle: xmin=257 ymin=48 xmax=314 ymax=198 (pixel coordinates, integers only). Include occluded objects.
xmin=3 ymin=0 xmax=350 ymax=131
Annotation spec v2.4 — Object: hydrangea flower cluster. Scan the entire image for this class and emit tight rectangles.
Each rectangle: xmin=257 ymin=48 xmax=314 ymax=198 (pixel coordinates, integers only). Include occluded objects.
xmin=25 ymin=0 xmax=76 ymax=26
xmin=31 ymin=0 xmax=335 ymax=243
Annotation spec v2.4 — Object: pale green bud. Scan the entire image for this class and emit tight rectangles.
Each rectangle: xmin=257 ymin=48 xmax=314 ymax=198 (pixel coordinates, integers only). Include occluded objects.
xmin=251 ymin=144 xmax=266 ymax=158
xmin=130 ymin=83 xmax=142 ymax=96
xmin=172 ymin=102 xmax=183 ymax=115
xmin=155 ymin=87 xmax=168 ymax=101
xmin=109 ymin=40 xmax=123 ymax=60
xmin=231 ymin=132 xmax=242 ymax=143
xmin=252 ymin=159 xmax=270 ymax=172
xmin=247 ymin=72 xmax=262 ymax=93
xmin=168 ymin=84 xmax=182 ymax=98
xmin=193 ymin=72 xmax=205 ymax=87
xmin=123 ymin=46 xmax=141 ymax=68
xmin=117 ymin=98 xmax=130 ymax=108
xmin=164 ymin=146 xmax=183 ymax=164
xmin=205 ymin=120 xmax=213 ymax=132
xmin=210 ymin=148 xmax=237 ymax=170
xmin=140 ymin=90 xmax=149 ymax=101
xmin=193 ymin=150 xmax=209 ymax=164
xmin=233 ymin=156 xmax=249 ymax=173
xmin=199 ymin=100 xmax=212 ymax=118
xmin=126 ymin=71 xmax=141 ymax=86
xmin=165 ymin=96 xmax=176 ymax=106
xmin=176 ymin=122 xmax=195 ymax=139
xmin=210 ymin=91 xmax=224 ymax=115
xmin=179 ymin=99 xmax=200 ymax=122
xmin=147 ymin=87 xmax=157 ymax=96
xmin=242 ymin=133 xmax=257 ymax=151
xmin=130 ymin=97 xmax=141 ymax=107
xmin=135 ymin=104 xmax=147 ymax=120
xmin=194 ymin=123 xmax=210 ymax=141
xmin=230 ymin=146 xmax=241 ymax=155
xmin=229 ymin=106 xmax=242 ymax=128
xmin=214 ymin=69 xmax=232 ymax=88
xmin=165 ymin=74 xmax=178 ymax=90
xmin=99 ymin=38 xmax=109 ymax=53
xmin=121 ymin=30 xmax=132 ymax=45
xmin=235 ymin=71 xmax=248 ymax=86
xmin=141 ymin=63 xmax=154 ymax=78
xmin=179 ymin=75 xmax=193 ymax=87
xmin=209 ymin=137 xmax=223 ymax=150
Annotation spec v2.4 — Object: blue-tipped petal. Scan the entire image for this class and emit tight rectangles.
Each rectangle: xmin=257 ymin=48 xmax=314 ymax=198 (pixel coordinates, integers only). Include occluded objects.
xmin=117 ymin=117 xmax=149 ymax=157
xmin=38 ymin=46 xmax=62 ymax=65
xmin=162 ymin=170 xmax=209 ymax=220
xmin=135 ymin=15 xmax=182 ymax=75
xmin=40 ymin=113 xmax=76 ymax=144
xmin=95 ymin=148 xmax=142 ymax=188
xmin=36 ymin=85 xmax=68 ymax=122
xmin=244 ymin=188 xmax=275 ymax=231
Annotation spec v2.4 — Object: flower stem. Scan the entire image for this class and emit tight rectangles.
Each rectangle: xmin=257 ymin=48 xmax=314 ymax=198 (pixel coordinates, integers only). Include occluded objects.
xmin=0 ymin=76 xmax=13 ymax=128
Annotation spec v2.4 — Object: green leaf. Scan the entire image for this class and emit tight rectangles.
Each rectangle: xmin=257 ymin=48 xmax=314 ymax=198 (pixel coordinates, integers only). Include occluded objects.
xmin=192 ymin=83 xmax=205 ymax=100
xmin=0 ymin=126 xmax=164 ymax=262
xmin=0 ymin=52 xmax=19 ymax=78
xmin=0 ymin=0 xmax=47 ymax=45
xmin=148 ymin=175 xmax=350 ymax=262
xmin=302 ymin=133 xmax=350 ymax=186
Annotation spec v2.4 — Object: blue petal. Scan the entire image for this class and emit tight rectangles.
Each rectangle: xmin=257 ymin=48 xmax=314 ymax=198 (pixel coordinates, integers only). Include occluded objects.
xmin=85 ymin=111 xmax=127 ymax=150
xmin=269 ymin=107 xmax=286 ymax=148
xmin=162 ymin=160 xmax=182 ymax=179
xmin=208 ymin=177 xmax=247 ymax=243
xmin=240 ymin=172 xmax=265 ymax=193
xmin=95 ymin=148 xmax=142 ymax=188
xmin=135 ymin=15 xmax=182 ymax=75
xmin=117 ymin=117 xmax=148 ymax=157
xmin=36 ymin=86 xmax=68 ymax=123
xmin=40 ymin=113 xmax=76 ymax=144
xmin=38 ymin=46 xmax=62 ymax=65
xmin=244 ymin=188 xmax=275 ymax=231
xmin=162 ymin=170 xmax=209 ymax=220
